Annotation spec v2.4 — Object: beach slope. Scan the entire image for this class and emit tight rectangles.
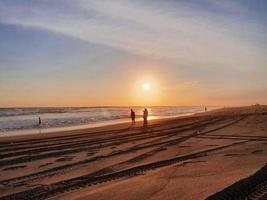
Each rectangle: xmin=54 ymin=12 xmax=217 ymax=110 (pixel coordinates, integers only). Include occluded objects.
xmin=0 ymin=105 xmax=266 ymax=200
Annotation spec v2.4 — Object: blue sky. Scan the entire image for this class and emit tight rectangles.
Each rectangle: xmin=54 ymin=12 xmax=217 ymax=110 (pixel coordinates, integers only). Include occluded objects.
xmin=0 ymin=0 xmax=266 ymax=106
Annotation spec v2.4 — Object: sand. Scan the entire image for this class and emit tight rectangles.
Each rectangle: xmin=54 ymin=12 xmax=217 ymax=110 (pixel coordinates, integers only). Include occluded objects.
xmin=0 ymin=105 xmax=266 ymax=200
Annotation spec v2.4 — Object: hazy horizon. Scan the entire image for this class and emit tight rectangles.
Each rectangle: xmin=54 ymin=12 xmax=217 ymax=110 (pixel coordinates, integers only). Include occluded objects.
xmin=0 ymin=105 xmax=222 ymax=108
xmin=1 ymin=0 xmax=267 ymax=107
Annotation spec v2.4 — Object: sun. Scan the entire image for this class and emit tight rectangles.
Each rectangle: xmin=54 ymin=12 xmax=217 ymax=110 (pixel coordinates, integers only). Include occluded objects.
xmin=133 ymin=76 xmax=161 ymax=105
xmin=142 ymin=83 xmax=151 ymax=91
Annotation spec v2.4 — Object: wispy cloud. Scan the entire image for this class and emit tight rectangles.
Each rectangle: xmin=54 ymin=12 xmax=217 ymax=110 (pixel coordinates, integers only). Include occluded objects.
xmin=0 ymin=0 xmax=266 ymax=71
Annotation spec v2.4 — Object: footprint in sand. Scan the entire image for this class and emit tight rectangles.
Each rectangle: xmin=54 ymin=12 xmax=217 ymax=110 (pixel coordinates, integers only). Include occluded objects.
xmin=39 ymin=163 xmax=53 ymax=168
xmin=87 ymin=152 xmax=95 ymax=156
xmin=252 ymin=150 xmax=263 ymax=154
xmin=206 ymin=144 xmax=218 ymax=147
xmin=224 ymin=153 xmax=247 ymax=157
xmin=2 ymin=165 xmax=27 ymax=171
xmin=56 ymin=157 xmax=74 ymax=162
xmin=175 ymin=160 xmax=207 ymax=167
xmin=156 ymin=147 xmax=167 ymax=152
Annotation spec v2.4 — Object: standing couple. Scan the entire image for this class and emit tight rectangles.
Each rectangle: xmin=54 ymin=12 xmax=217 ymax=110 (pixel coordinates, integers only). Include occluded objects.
xmin=130 ymin=108 xmax=148 ymax=126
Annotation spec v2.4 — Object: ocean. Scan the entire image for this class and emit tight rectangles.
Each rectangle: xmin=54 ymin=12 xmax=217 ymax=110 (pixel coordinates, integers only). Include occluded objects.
xmin=0 ymin=106 xmax=219 ymax=136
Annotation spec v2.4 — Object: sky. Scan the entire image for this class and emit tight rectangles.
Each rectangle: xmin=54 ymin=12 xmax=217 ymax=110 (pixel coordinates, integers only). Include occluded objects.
xmin=0 ymin=0 xmax=266 ymax=107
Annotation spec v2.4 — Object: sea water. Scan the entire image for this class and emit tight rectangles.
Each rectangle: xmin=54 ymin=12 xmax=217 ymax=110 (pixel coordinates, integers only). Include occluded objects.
xmin=0 ymin=106 xmax=219 ymax=136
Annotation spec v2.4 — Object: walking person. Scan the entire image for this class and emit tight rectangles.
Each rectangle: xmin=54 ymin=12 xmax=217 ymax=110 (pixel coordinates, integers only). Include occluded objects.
xmin=130 ymin=109 xmax=136 ymax=125
xmin=143 ymin=108 xmax=148 ymax=127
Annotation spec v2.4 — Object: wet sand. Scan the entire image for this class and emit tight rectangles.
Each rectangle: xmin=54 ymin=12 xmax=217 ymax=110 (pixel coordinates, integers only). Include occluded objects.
xmin=0 ymin=105 xmax=266 ymax=200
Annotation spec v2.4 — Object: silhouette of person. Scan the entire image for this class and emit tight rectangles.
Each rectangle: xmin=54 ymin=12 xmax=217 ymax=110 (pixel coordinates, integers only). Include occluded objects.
xmin=205 ymin=107 xmax=207 ymax=112
xmin=38 ymin=117 xmax=42 ymax=126
xmin=130 ymin=109 xmax=136 ymax=125
xmin=143 ymin=108 xmax=148 ymax=127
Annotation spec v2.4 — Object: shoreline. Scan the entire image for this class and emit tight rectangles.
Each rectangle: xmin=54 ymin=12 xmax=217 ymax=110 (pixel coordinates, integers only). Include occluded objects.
xmin=0 ymin=111 xmax=202 ymax=140
xmin=0 ymin=113 xmax=209 ymax=143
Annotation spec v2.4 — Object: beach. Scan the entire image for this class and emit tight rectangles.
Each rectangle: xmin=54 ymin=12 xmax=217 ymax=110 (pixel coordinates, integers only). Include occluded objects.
xmin=0 ymin=105 xmax=266 ymax=200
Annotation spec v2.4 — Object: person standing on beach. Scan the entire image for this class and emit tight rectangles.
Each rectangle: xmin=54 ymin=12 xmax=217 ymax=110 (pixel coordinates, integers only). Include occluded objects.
xmin=130 ymin=109 xmax=136 ymax=125
xmin=38 ymin=117 xmax=42 ymax=126
xmin=143 ymin=108 xmax=148 ymax=127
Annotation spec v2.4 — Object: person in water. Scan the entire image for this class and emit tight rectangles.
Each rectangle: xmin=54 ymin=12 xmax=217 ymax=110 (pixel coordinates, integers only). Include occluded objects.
xmin=130 ymin=109 xmax=136 ymax=125
xmin=143 ymin=108 xmax=148 ymax=127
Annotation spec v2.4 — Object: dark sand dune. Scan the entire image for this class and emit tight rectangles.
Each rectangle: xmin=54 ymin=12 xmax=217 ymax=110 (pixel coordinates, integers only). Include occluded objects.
xmin=206 ymin=164 xmax=267 ymax=200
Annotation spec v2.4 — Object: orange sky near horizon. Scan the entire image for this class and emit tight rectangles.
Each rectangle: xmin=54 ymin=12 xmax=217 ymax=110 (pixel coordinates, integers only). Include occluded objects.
xmin=1 ymin=70 xmax=266 ymax=107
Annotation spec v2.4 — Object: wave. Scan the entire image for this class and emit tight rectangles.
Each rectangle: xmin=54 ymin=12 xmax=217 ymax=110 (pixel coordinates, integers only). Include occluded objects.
xmin=0 ymin=106 xmax=219 ymax=133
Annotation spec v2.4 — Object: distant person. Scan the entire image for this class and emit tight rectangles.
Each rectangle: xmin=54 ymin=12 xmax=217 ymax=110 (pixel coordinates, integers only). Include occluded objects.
xmin=130 ymin=109 xmax=136 ymax=125
xmin=38 ymin=117 xmax=42 ymax=126
xmin=205 ymin=107 xmax=207 ymax=112
xmin=143 ymin=108 xmax=148 ymax=127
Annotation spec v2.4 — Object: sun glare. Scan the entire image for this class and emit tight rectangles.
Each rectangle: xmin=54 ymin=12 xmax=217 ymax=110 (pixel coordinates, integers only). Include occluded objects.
xmin=142 ymin=83 xmax=151 ymax=91
xmin=133 ymin=75 xmax=161 ymax=105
